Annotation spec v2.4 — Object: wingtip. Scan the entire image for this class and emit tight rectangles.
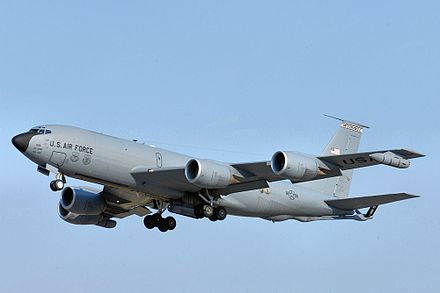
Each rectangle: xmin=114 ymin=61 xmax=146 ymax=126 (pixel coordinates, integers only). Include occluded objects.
xmin=400 ymin=149 xmax=426 ymax=158
xmin=323 ymin=114 xmax=370 ymax=129
xmin=402 ymin=193 xmax=420 ymax=198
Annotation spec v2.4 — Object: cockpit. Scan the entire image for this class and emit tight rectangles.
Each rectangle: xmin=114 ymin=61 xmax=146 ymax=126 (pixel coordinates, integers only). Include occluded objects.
xmin=29 ymin=126 xmax=52 ymax=134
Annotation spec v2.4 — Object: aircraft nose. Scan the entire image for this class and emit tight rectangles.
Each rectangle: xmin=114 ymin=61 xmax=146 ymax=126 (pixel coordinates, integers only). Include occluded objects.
xmin=12 ymin=132 xmax=35 ymax=152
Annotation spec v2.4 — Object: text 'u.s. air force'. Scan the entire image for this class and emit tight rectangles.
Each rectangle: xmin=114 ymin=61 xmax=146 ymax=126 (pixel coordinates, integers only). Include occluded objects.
xmin=50 ymin=141 xmax=93 ymax=154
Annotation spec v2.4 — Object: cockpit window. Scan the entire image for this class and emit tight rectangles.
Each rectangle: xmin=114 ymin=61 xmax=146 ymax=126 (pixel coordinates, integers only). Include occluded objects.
xmin=29 ymin=126 xmax=52 ymax=134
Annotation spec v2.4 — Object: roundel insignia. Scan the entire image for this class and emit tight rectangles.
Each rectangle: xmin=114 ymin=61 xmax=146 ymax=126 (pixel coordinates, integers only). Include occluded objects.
xmin=82 ymin=154 xmax=91 ymax=165
xmin=70 ymin=152 xmax=79 ymax=162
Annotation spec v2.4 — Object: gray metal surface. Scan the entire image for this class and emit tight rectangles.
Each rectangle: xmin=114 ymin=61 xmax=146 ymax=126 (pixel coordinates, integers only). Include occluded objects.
xmin=11 ymin=119 xmax=424 ymax=227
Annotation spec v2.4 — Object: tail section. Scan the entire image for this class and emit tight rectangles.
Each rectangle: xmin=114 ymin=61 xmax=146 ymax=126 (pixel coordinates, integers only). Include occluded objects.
xmin=299 ymin=115 xmax=369 ymax=198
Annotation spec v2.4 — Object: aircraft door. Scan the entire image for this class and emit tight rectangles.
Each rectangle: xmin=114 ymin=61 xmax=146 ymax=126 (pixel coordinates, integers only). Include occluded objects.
xmin=49 ymin=151 xmax=66 ymax=167
xmin=156 ymin=152 xmax=162 ymax=168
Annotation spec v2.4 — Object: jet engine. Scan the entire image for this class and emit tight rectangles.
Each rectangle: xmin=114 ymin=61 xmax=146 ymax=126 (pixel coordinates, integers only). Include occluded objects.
xmin=58 ymin=203 xmax=116 ymax=228
xmin=185 ymin=159 xmax=233 ymax=188
xmin=60 ymin=186 xmax=106 ymax=215
xmin=271 ymin=151 xmax=319 ymax=180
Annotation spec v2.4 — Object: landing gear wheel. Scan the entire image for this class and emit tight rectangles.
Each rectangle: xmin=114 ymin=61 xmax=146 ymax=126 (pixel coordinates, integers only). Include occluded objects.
xmin=50 ymin=181 xmax=57 ymax=191
xmin=209 ymin=215 xmax=218 ymax=222
xmin=164 ymin=216 xmax=176 ymax=230
xmin=55 ymin=179 xmax=64 ymax=190
xmin=202 ymin=205 xmax=214 ymax=218
xmin=158 ymin=220 xmax=169 ymax=232
xmin=214 ymin=206 xmax=227 ymax=221
xmin=151 ymin=213 xmax=162 ymax=226
xmin=143 ymin=215 xmax=155 ymax=229
xmin=50 ymin=180 xmax=64 ymax=191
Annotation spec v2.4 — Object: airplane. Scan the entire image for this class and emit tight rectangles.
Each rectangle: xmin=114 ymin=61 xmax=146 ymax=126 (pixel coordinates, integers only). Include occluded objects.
xmin=11 ymin=115 xmax=424 ymax=232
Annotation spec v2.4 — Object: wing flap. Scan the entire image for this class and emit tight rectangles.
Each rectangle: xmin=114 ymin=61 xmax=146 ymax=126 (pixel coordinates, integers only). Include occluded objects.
xmin=100 ymin=186 xmax=154 ymax=218
xmin=325 ymin=193 xmax=419 ymax=210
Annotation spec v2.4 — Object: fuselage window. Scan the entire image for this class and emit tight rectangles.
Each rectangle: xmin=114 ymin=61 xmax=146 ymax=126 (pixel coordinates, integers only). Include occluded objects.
xmin=45 ymin=130 xmax=52 ymax=134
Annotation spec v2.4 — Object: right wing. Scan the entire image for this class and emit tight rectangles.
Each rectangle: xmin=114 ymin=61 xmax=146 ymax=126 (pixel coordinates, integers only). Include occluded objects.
xmin=128 ymin=149 xmax=424 ymax=198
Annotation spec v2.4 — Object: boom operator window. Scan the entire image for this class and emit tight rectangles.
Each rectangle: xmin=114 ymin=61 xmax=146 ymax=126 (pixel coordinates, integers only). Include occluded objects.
xmin=29 ymin=126 xmax=52 ymax=134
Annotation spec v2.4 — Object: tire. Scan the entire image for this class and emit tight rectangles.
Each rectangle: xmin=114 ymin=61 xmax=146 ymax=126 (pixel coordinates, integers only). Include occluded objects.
xmin=209 ymin=215 xmax=217 ymax=222
xmin=158 ymin=220 xmax=168 ymax=232
xmin=143 ymin=215 xmax=155 ymax=229
xmin=164 ymin=216 xmax=176 ymax=230
xmin=202 ymin=205 xmax=214 ymax=218
xmin=50 ymin=181 xmax=57 ymax=192
xmin=151 ymin=213 xmax=162 ymax=225
xmin=215 ymin=206 xmax=227 ymax=221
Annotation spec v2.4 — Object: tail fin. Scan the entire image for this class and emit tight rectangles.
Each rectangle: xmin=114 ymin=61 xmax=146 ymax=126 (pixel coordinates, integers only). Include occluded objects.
xmin=299 ymin=115 xmax=369 ymax=198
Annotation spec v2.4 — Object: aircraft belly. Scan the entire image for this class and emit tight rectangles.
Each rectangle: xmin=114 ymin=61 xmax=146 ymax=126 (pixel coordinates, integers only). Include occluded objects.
xmin=220 ymin=182 xmax=335 ymax=218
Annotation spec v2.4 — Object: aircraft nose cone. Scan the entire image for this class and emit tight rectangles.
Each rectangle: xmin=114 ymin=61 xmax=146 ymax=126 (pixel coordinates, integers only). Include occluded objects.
xmin=12 ymin=132 xmax=34 ymax=152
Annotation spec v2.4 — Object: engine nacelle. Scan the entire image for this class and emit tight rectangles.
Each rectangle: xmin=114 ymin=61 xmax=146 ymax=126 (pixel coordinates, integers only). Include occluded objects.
xmin=58 ymin=203 xmax=116 ymax=228
xmin=185 ymin=159 xmax=233 ymax=188
xmin=61 ymin=187 xmax=106 ymax=215
xmin=370 ymin=151 xmax=410 ymax=168
xmin=271 ymin=151 xmax=319 ymax=180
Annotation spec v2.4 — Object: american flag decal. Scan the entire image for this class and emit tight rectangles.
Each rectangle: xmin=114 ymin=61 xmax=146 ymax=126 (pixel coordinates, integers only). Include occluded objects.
xmin=330 ymin=147 xmax=340 ymax=155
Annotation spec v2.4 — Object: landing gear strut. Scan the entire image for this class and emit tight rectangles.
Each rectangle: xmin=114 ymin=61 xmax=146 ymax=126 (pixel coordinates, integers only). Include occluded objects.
xmin=50 ymin=173 xmax=65 ymax=191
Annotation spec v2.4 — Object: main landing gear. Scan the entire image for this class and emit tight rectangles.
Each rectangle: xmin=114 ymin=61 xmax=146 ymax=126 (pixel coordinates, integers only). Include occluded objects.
xmin=50 ymin=173 xmax=66 ymax=192
xmin=143 ymin=201 xmax=176 ymax=232
xmin=144 ymin=214 xmax=176 ymax=232
xmin=195 ymin=189 xmax=228 ymax=222
xmin=194 ymin=205 xmax=227 ymax=222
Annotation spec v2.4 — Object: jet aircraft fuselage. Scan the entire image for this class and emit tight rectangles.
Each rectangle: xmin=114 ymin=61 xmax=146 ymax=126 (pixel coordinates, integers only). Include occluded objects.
xmin=12 ymin=118 xmax=423 ymax=231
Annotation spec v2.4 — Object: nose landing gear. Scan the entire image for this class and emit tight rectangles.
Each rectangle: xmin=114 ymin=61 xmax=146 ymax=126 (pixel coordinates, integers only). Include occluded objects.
xmin=50 ymin=173 xmax=66 ymax=191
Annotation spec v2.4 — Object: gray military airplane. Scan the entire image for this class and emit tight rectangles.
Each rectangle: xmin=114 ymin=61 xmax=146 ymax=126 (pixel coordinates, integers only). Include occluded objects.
xmin=12 ymin=116 xmax=424 ymax=232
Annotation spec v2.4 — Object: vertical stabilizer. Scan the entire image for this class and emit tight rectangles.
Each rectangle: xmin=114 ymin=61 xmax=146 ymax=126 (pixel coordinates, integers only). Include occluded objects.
xmin=298 ymin=115 xmax=369 ymax=198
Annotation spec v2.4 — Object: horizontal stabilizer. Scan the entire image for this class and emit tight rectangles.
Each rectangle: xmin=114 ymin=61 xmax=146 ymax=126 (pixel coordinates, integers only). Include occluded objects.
xmin=325 ymin=193 xmax=419 ymax=210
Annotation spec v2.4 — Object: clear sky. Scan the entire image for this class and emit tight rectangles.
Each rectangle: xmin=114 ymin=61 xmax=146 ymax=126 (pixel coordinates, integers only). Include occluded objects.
xmin=1 ymin=1 xmax=439 ymax=292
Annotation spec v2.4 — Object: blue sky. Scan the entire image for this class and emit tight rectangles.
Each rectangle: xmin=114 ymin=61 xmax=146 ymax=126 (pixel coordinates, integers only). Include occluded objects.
xmin=1 ymin=1 xmax=439 ymax=292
